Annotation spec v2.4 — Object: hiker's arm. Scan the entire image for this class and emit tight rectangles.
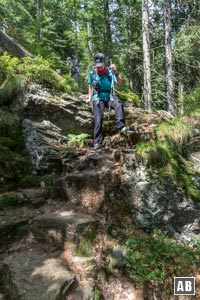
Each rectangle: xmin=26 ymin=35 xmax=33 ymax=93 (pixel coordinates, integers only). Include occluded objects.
xmin=115 ymin=73 xmax=122 ymax=86
xmin=110 ymin=64 xmax=122 ymax=86
xmin=88 ymin=84 xmax=92 ymax=101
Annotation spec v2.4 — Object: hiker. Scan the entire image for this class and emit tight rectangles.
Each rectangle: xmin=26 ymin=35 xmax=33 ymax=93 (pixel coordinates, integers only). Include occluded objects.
xmin=66 ymin=57 xmax=80 ymax=83
xmin=70 ymin=63 xmax=80 ymax=83
xmin=88 ymin=53 xmax=129 ymax=150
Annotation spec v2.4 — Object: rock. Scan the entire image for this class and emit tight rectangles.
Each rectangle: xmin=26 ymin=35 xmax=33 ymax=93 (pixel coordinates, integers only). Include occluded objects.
xmin=1 ymin=251 xmax=74 ymax=300
xmin=54 ymin=152 xmax=121 ymax=212
xmin=0 ymin=206 xmax=36 ymax=244
xmin=22 ymin=187 xmax=49 ymax=206
xmin=66 ymin=281 xmax=95 ymax=300
xmin=31 ymin=209 xmax=99 ymax=248
xmin=22 ymin=119 xmax=70 ymax=172
xmin=190 ymin=152 xmax=200 ymax=169
xmin=15 ymin=84 xmax=93 ymax=135
xmin=122 ymin=154 xmax=200 ymax=243
xmin=108 ymin=245 xmax=127 ymax=269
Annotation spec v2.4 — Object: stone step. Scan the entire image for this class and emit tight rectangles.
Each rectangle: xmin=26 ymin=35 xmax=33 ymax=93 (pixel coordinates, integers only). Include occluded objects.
xmin=0 ymin=206 xmax=37 ymax=246
xmin=1 ymin=251 xmax=74 ymax=300
xmin=30 ymin=209 xmax=99 ymax=249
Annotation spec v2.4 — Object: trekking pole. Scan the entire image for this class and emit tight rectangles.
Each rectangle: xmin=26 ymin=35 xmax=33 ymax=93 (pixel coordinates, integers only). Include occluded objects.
xmin=108 ymin=58 xmax=116 ymax=148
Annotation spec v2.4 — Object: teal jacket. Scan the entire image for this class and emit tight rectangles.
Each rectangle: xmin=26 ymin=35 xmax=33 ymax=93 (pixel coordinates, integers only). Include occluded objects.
xmin=88 ymin=68 xmax=117 ymax=101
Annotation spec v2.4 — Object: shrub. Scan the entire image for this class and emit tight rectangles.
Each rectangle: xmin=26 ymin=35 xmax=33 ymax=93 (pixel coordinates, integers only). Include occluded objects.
xmin=0 ymin=194 xmax=20 ymax=210
xmin=126 ymin=229 xmax=197 ymax=286
xmin=183 ymin=88 xmax=200 ymax=113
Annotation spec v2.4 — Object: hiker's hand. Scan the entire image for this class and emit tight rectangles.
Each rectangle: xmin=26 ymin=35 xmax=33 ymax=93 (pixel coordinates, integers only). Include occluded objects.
xmin=110 ymin=64 xmax=117 ymax=74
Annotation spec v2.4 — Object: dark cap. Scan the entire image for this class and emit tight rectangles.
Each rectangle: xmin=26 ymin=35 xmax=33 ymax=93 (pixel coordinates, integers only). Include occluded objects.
xmin=94 ymin=53 xmax=105 ymax=67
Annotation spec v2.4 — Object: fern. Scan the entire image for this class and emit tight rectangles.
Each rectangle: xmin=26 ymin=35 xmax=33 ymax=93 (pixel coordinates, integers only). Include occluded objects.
xmin=67 ymin=133 xmax=90 ymax=149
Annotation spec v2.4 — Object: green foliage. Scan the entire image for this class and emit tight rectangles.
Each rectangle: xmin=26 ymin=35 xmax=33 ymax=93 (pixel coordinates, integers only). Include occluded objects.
xmin=0 ymin=194 xmax=20 ymax=210
xmin=136 ymin=141 xmax=178 ymax=170
xmin=192 ymin=237 xmax=200 ymax=255
xmin=0 ymin=108 xmax=21 ymax=138
xmin=126 ymin=229 xmax=197 ymax=286
xmin=0 ymin=76 xmax=25 ymax=105
xmin=18 ymin=56 xmax=75 ymax=93
xmin=136 ymin=112 xmax=200 ymax=201
xmin=156 ymin=118 xmax=194 ymax=148
xmin=76 ymin=226 xmax=97 ymax=257
xmin=115 ymin=90 xmax=141 ymax=107
xmin=0 ymin=53 xmax=78 ymax=94
xmin=183 ymin=88 xmax=200 ymax=113
xmin=94 ymin=289 xmax=102 ymax=300
xmin=0 ymin=144 xmax=29 ymax=174
xmin=0 ymin=53 xmax=19 ymax=83
xmin=67 ymin=133 xmax=90 ymax=149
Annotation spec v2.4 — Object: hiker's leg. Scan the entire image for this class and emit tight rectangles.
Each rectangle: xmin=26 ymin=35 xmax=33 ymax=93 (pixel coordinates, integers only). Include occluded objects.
xmin=93 ymin=100 xmax=105 ymax=144
xmin=110 ymin=95 xmax=126 ymax=129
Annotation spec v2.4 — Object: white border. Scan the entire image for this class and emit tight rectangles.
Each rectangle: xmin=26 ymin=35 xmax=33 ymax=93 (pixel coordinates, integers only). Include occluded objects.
xmin=174 ymin=277 xmax=195 ymax=295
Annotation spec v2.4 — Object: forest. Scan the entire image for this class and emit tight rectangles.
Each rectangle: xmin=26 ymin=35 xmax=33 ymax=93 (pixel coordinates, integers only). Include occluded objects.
xmin=1 ymin=1 xmax=200 ymax=299
xmin=0 ymin=0 xmax=200 ymax=113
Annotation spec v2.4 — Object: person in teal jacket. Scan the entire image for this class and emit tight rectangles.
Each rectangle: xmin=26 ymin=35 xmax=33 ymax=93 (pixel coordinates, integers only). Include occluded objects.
xmin=88 ymin=53 xmax=128 ymax=150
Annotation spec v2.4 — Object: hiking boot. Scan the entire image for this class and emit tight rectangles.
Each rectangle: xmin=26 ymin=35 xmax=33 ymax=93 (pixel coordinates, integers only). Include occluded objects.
xmin=120 ymin=126 xmax=130 ymax=135
xmin=94 ymin=143 xmax=102 ymax=150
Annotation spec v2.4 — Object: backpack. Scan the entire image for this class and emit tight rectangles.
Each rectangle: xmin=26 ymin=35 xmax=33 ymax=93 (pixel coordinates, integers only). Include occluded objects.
xmin=70 ymin=66 xmax=77 ymax=76
xmin=92 ymin=67 xmax=112 ymax=95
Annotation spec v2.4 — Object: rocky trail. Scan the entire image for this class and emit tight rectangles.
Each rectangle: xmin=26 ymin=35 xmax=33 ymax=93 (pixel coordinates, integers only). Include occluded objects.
xmin=0 ymin=148 xmax=145 ymax=300
xmin=0 ymin=84 xmax=200 ymax=299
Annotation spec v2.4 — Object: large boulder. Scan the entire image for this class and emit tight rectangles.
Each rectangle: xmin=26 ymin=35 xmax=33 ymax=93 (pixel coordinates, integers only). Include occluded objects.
xmin=14 ymin=84 xmax=93 ymax=135
xmin=121 ymin=151 xmax=200 ymax=244
xmin=1 ymin=251 xmax=74 ymax=300
xmin=22 ymin=119 xmax=70 ymax=172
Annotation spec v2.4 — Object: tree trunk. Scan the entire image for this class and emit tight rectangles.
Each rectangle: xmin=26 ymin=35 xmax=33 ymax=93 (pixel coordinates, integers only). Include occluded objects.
xmin=104 ymin=0 xmax=112 ymax=63
xmin=163 ymin=0 xmax=175 ymax=114
xmin=36 ymin=0 xmax=43 ymax=42
xmin=178 ymin=81 xmax=184 ymax=114
xmin=73 ymin=20 xmax=79 ymax=62
xmin=142 ymin=0 xmax=152 ymax=110
xmin=0 ymin=29 xmax=33 ymax=58
xmin=126 ymin=5 xmax=134 ymax=91
xmin=87 ymin=21 xmax=93 ymax=58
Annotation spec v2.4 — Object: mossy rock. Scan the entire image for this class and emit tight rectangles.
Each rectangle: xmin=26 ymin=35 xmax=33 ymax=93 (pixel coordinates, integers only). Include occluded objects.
xmin=0 ymin=144 xmax=30 ymax=179
xmin=136 ymin=140 xmax=200 ymax=201
xmin=0 ymin=193 xmax=22 ymax=210
xmin=0 ymin=108 xmax=21 ymax=138
xmin=0 ymin=76 xmax=26 ymax=105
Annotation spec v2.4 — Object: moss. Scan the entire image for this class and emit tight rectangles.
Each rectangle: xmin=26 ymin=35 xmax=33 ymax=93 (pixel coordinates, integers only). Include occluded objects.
xmin=76 ymin=226 xmax=97 ymax=257
xmin=94 ymin=289 xmax=102 ymax=300
xmin=136 ymin=141 xmax=177 ymax=168
xmin=0 ymin=194 xmax=20 ymax=210
xmin=0 ymin=76 xmax=26 ymax=105
xmin=0 ymin=108 xmax=21 ymax=138
xmin=136 ymin=140 xmax=200 ymax=201
xmin=115 ymin=90 xmax=141 ymax=107
xmin=156 ymin=118 xmax=193 ymax=148
xmin=19 ymin=174 xmax=40 ymax=188
xmin=0 ymin=144 xmax=30 ymax=179
xmin=0 ymin=136 xmax=25 ymax=152
xmin=103 ymin=119 xmax=115 ymax=126
xmin=0 ymin=180 xmax=16 ymax=193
